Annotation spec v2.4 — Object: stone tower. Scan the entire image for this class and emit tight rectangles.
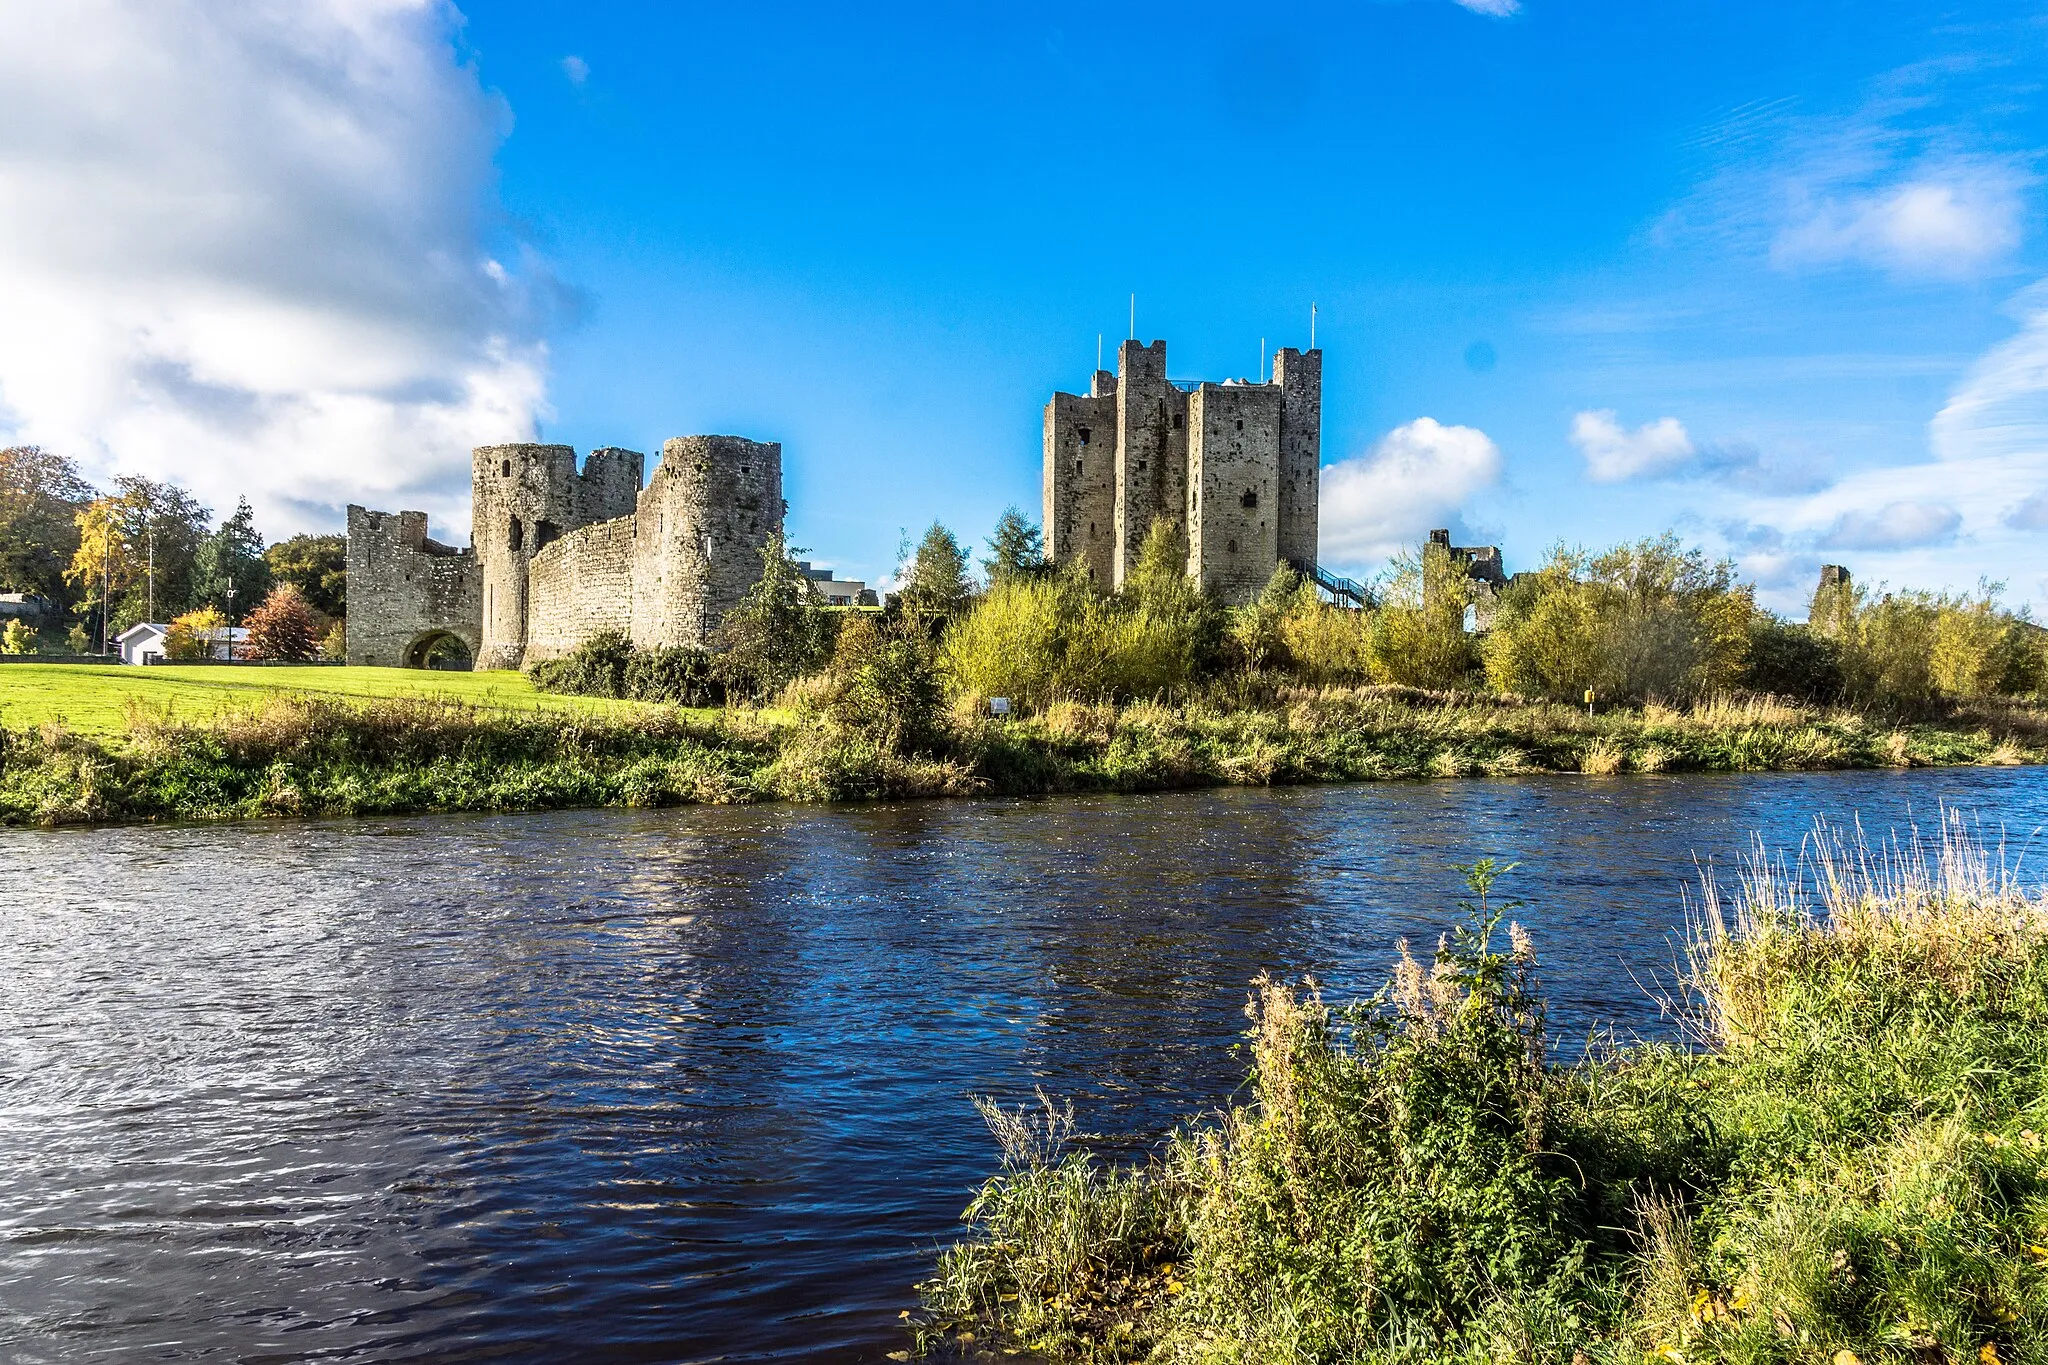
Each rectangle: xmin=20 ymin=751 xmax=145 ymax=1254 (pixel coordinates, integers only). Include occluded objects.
xmin=630 ymin=436 xmax=783 ymax=649
xmin=1042 ymin=335 xmax=1322 ymax=604
xmin=473 ymin=443 xmax=643 ymax=670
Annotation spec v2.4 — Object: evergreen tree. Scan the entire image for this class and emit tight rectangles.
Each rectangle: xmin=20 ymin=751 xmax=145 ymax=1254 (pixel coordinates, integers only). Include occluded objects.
xmin=192 ymin=497 xmax=271 ymax=619
xmin=981 ymin=507 xmax=1045 ymax=585
xmin=900 ymin=521 xmax=972 ymax=617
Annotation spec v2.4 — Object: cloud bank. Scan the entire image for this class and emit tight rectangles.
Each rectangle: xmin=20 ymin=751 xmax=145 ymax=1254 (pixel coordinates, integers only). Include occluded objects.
xmin=0 ymin=0 xmax=552 ymax=537
xmin=1320 ymin=418 xmax=1502 ymax=565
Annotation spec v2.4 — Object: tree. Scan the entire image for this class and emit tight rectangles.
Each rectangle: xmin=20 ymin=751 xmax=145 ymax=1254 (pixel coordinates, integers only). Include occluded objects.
xmin=900 ymin=521 xmax=973 ymax=617
xmin=66 ymin=490 xmax=147 ymax=648
xmin=193 ymin=497 xmax=271 ymax=616
xmin=1369 ymin=540 xmax=1477 ymax=689
xmin=241 ymin=584 xmax=320 ymax=661
xmin=711 ymin=530 xmax=836 ymax=700
xmin=264 ymin=533 xmax=346 ymax=619
xmin=0 ymin=446 xmax=95 ymax=607
xmin=982 ymin=507 xmax=1045 ymax=585
xmin=164 ymin=606 xmax=230 ymax=660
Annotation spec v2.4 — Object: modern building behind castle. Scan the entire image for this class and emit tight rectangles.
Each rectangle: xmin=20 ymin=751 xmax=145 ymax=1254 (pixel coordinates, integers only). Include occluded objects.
xmin=1043 ymin=337 xmax=1321 ymax=605
xmin=346 ymin=435 xmax=782 ymax=670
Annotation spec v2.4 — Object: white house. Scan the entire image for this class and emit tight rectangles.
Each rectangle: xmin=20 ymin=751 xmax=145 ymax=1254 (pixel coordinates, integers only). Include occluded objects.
xmin=116 ymin=622 xmax=249 ymax=664
xmin=116 ymin=622 xmax=167 ymax=665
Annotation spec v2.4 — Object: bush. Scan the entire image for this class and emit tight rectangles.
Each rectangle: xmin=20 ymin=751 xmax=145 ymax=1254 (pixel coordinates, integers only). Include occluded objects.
xmin=0 ymin=619 xmax=36 ymax=655
xmin=1744 ymin=616 xmax=1844 ymax=703
xmin=528 ymin=629 xmax=723 ymax=706
xmin=818 ymin=612 xmax=943 ymax=753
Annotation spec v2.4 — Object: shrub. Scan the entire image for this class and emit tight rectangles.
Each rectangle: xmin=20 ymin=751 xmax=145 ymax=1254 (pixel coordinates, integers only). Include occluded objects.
xmin=1744 ymin=615 xmax=1844 ymax=703
xmin=0 ymin=619 xmax=36 ymax=655
xmin=528 ymin=629 xmax=724 ymax=706
xmin=819 ymin=612 xmax=943 ymax=753
xmin=241 ymin=584 xmax=321 ymax=661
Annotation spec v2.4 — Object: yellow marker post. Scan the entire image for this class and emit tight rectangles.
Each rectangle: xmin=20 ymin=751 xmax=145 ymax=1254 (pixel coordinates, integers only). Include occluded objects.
xmin=1584 ymin=688 xmax=1595 ymax=716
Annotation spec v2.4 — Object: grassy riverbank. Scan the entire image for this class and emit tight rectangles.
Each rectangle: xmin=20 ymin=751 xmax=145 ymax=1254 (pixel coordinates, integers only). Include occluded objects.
xmin=0 ymin=669 xmax=2044 ymax=825
xmin=917 ymin=825 xmax=2048 ymax=1363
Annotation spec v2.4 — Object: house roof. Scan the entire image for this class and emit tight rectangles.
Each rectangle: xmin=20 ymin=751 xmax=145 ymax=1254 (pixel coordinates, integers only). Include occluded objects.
xmin=116 ymin=623 xmax=167 ymax=642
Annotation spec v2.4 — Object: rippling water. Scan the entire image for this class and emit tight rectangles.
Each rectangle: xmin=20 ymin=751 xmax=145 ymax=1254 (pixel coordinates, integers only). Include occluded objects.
xmin=5 ymin=769 xmax=2048 ymax=1362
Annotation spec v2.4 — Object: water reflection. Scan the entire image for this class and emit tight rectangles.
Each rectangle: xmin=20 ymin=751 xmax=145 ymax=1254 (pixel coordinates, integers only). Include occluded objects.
xmin=2 ymin=768 xmax=2045 ymax=1362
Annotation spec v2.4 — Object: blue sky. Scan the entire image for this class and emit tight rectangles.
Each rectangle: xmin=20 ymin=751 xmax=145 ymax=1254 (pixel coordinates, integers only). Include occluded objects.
xmin=1 ymin=1 xmax=2043 ymax=612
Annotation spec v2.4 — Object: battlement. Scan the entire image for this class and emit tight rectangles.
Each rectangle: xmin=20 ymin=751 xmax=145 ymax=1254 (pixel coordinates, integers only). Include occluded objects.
xmin=344 ymin=504 xmax=482 ymax=668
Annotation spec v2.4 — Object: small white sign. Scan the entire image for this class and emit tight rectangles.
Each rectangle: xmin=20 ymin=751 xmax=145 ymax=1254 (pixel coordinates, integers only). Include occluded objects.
xmin=989 ymin=697 xmax=1012 ymax=716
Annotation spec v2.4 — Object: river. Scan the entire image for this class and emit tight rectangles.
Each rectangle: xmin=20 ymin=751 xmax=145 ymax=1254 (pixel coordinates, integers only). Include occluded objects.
xmin=4 ymin=768 xmax=2047 ymax=1362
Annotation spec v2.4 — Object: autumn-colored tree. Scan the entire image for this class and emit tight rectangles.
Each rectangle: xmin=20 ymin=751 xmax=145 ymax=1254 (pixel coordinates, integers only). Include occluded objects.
xmin=66 ymin=490 xmax=148 ymax=648
xmin=164 ymin=606 xmax=230 ymax=660
xmin=241 ymin=584 xmax=320 ymax=661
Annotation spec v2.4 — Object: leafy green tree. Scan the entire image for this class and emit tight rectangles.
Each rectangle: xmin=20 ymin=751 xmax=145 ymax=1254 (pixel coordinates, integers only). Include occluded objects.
xmin=69 ymin=476 xmax=210 ymax=630
xmin=982 ymin=507 xmax=1045 ymax=585
xmin=0 ymin=446 xmax=95 ymax=608
xmin=900 ymin=521 xmax=973 ymax=617
xmin=711 ymin=529 xmax=836 ymax=700
xmin=193 ymin=497 xmax=272 ymax=617
xmin=1370 ymin=540 xmax=1477 ymax=689
xmin=265 ymin=533 xmax=346 ymax=618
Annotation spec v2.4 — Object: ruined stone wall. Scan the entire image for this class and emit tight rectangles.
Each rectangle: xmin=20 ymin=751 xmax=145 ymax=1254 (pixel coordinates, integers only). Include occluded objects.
xmin=631 ymin=436 xmax=782 ymax=650
xmin=1187 ymin=383 xmax=1282 ymax=605
xmin=344 ymin=505 xmax=482 ymax=667
xmin=1113 ymin=339 xmax=1190 ymax=589
xmin=1273 ymin=347 xmax=1321 ymax=570
xmin=523 ymin=517 xmax=638 ymax=661
xmin=472 ymin=443 xmax=645 ymax=669
xmin=573 ymin=446 xmax=646 ymax=527
xmin=1043 ymin=376 xmax=1117 ymax=586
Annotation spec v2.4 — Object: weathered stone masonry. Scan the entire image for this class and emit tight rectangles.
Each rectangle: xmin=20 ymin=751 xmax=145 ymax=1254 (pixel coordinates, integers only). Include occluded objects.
xmin=1043 ymin=337 xmax=1321 ymax=605
xmin=348 ymin=435 xmax=782 ymax=669
xmin=343 ymin=507 xmax=483 ymax=668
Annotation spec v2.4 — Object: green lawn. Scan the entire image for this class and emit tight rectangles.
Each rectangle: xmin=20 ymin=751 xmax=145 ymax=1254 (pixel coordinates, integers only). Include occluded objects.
xmin=0 ymin=663 xmax=654 ymax=739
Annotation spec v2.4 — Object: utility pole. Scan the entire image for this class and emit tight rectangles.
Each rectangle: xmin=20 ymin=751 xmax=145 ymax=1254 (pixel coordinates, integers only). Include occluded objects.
xmin=223 ymin=584 xmax=237 ymax=660
xmin=147 ymin=523 xmax=155 ymax=623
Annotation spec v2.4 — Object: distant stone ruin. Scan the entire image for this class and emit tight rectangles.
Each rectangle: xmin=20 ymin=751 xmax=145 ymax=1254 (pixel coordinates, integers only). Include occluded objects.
xmin=347 ymin=435 xmax=782 ymax=670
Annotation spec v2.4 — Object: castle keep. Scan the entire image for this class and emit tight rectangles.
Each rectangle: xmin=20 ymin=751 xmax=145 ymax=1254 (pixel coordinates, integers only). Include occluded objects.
xmin=347 ymin=435 xmax=782 ymax=669
xmin=1043 ymin=337 xmax=1320 ymax=604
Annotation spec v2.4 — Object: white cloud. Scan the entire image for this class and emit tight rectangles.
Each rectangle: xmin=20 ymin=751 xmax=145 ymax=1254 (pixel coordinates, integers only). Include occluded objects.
xmin=1931 ymin=279 xmax=2048 ymax=465
xmin=2010 ymin=491 xmax=2048 ymax=530
xmin=1824 ymin=500 xmax=1962 ymax=550
xmin=1570 ymin=409 xmax=1696 ymax=482
xmin=562 ymin=54 xmax=589 ymax=85
xmin=0 ymin=0 xmax=554 ymax=538
xmin=1452 ymin=0 xmax=1520 ymax=15
xmin=1319 ymin=417 xmax=1502 ymax=565
xmin=1773 ymin=163 xmax=2027 ymax=278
